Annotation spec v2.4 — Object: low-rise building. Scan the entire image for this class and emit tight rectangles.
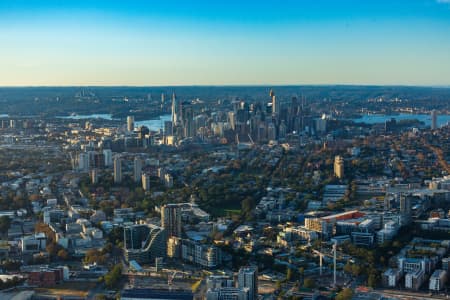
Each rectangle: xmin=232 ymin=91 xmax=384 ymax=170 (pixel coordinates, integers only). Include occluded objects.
xmin=21 ymin=233 xmax=46 ymax=254
xmin=405 ymin=269 xmax=425 ymax=290
xmin=382 ymin=268 xmax=402 ymax=288
xmin=429 ymin=269 xmax=447 ymax=291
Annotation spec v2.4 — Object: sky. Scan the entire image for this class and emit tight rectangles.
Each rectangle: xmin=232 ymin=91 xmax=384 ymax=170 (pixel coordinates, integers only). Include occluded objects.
xmin=0 ymin=0 xmax=450 ymax=86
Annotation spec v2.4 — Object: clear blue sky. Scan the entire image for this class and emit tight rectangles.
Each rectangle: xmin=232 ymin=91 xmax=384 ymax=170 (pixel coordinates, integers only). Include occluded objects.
xmin=1 ymin=0 xmax=450 ymax=86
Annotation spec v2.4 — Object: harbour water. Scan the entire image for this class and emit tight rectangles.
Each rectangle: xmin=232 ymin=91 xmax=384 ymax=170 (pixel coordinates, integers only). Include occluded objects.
xmin=351 ymin=113 xmax=450 ymax=127
xmin=59 ymin=113 xmax=171 ymax=131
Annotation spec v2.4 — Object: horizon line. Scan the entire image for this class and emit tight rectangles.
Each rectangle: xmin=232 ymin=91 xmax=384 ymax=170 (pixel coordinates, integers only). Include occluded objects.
xmin=0 ymin=83 xmax=449 ymax=89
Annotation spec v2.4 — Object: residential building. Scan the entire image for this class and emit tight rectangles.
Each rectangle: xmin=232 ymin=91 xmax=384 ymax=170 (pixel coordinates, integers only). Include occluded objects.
xmin=134 ymin=157 xmax=142 ymax=183
xmin=382 ymin=269 xmax=402 ymax=288
xmin=161 ymin=204 xmax=182 ymax=238
xmin=114 ymin=157 xmax=122 ymax=184
xmin=237 ymin=267 xmax=258 ymax=300
xmin=334 ymin=155 xmax=344 ymax=179
xmin=429 ymin=269 xmax=447 ymax=291
xmin=405 ymin=269 xmax=425 ymax=290
xmin=142 ymin=173 xmax=151 ymax=191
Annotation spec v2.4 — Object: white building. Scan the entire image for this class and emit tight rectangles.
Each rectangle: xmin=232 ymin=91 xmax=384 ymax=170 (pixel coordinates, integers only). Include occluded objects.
xmin=21 ymin=233 xmax=46 ymax=253
xmin=142 ymin=173 xmax=151 ymax=191
xmin=429 ymin=269 xmax=447 ymax=291
xmin=382 ymin=268 xmax=402 ymax=288
xmin=405 ymin=269 xmax=425 ymax=290
xmin=127 ymin=116 xmax=135 ymax=132
xmin=103 ymin=149 xmax=113 ymax=167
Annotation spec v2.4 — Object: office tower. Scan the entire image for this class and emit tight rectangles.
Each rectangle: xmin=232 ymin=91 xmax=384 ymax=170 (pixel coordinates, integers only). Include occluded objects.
xmin=114 ymin=157 xmax=122 ymax=184
xmin=93 ymin=152 xmax=105 ymax=168
xmin=270 ymin=89 xmax=279 ymax=116
xmin=133 ymin=157 xmax=142 ymax=183
xmin=431 ymin=109 xmax=438 ymax=130
xmin=78 ymin=152 xmax=89 ymax=172
xmin=267 ymin=122 xmax=276 ymax=141
xmin=238 ymin=267 xmax=258 ymax=300
xmin=400 ymin=194 xmax=411 ymax=217
xmin=164 ymin=173 xmax=174 ymax=188
xmin=161 ymin=93 xmax=165 ymax=104
xmin=334 ymin=155 xmax=344 ymax=179
xmin=127 ymin=116 xmax=135 ymax=132
xmin=164 ymin=120 xmax=173 ymax=136
xmin=90 ymin=169 xmax=98 ymax=184
xmin=171 ymin=92 xmax=178 ymax=126
xmin=228 ymin=111 xmax=236 ymax=130
xmin=103 ymin=149 xmax=113 ymax=167
xmin=123 ymin=224 xmax=167 ymax=263
xmin=142 ymin=173 xmax=151 ymax=191
xmin=279 ymin=120 xmax=287 ymax=139
xmin=161 ymin=204 xmax=182 ymax=238
xmin=183 ymin=105 xmax=195 ymax=138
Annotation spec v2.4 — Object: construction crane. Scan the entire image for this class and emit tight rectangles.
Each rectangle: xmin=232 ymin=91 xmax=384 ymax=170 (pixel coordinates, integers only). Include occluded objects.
xmin=247 ymin=134 xmax=255 ymax=145
xmin=312 ymin=240 xmax=338 ymax=286
xmin=167 ymin=271 xmax=178 ymax=291
xmin=312 ymin=249 xmax=325 ymax=276
xmin=332 ymin=241 xmax=337 ymax=287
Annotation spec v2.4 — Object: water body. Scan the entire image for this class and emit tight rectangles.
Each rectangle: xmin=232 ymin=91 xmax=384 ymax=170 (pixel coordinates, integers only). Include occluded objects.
xmin=135 ymin=114 xmax=171 ymax=131
xmin=351 ymin=113 xmax=450 ymax=127
xmin=59 ymin=113 xmax=172 ymax=131
xmin=58 ymin=114 xmax=115 ymax=120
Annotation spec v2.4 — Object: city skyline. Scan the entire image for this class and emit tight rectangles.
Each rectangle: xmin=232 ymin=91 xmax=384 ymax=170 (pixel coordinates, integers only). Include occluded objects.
xmin=1 ymin=0 xmax=450 ymax=86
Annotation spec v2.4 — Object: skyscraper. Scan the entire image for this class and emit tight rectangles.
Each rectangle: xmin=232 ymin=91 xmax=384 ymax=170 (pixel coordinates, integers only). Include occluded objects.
xmin=127 ymin=116 xmax=135 ymax=132
xmin=171 ymin=92 xmax=178 ymax=126
xmin=103 ymin=149 xmax=113 ymax=167
xmin=161 ymin=204 xmax=182 ymax=238
xmin=142 ymin=173 xmax=151 ymax=191
xmin=78 ymin=152 xmax=89 ymax=172
xmin=237 ymin=267 xmax=258 ymax=300
xmin=431 ymin=109 xmax=438 ymax=130
xmin=334 ymin=155 xmax=344 ymax=179
xmin=134 ymin=157 xmax=142 ymax=183
xmin=90 ymin=169 xmax=98 ymax=184
xmin=270 ymin=89 xmax=279 ymax=116
xmin=114 ymin=157 xmax=122 ymax=184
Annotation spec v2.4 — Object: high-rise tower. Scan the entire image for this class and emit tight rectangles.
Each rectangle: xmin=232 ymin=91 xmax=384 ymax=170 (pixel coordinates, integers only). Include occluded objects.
xmin=431 ymin=109 xmax=438 ymax=130
xmin=238 ymin=267 xmax=258 ymax=300
xmin=270 ymin=89 xmax=278 ymax=115
xmin=114 ymin=157 xmax=122 ymax=184
xmin=171 ymin=92 xmax=178 ymax=126
xmin=161 ymin=204 xmax=182 ymax=238
xmin=127 ymin=116 xmax=135 ymax=132
xmin=334 ymin=155 xmax=344 ymax=179
xmin=133 ymin=157 xmax=142 ymax=183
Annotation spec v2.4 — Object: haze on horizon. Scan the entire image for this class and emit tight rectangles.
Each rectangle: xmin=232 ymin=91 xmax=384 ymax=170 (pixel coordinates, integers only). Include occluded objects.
xmin=1 ymin=0 xmax=450 ymax=87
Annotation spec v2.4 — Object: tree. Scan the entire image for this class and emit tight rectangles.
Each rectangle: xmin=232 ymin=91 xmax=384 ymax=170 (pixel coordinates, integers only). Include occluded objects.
xmin=241 ymin=197 xmax=255 ymax=215
xmin=46 ymin=242 xmax=63 ymax=258
xmin=57 ymin=249 xmax=69 ymax=260
xmin=351 ymin=264 xmax=362 ymax=277
xmin=286 ymin=268 xmax=293 ymax=281
xmin=303 ymin=278 xmax=315 ymax=289
xmin=104 ymin=264 xmax=122 ymax=289
xmin=336 ymin=288 xmax=353 ymax=300
xmin=84 ymin=249 xmax=107 ymax=265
